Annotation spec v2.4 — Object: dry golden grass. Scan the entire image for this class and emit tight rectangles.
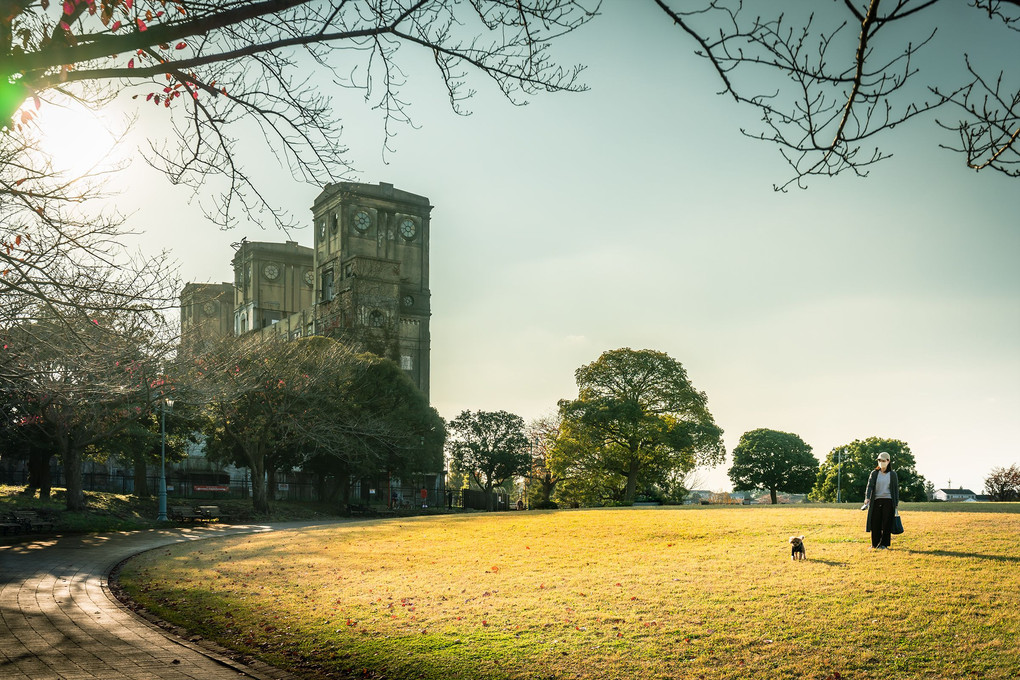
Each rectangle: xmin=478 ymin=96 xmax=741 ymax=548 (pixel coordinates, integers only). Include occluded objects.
xmin=118 ymin=505 xmax=1020 ymax=679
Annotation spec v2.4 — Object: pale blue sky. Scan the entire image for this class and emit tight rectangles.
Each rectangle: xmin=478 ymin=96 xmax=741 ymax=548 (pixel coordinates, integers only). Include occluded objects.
xmin=51 ymin=3 xmax=1018 ymax=494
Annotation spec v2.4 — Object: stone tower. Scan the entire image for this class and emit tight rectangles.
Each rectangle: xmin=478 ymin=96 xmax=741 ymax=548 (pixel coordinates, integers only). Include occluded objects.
xmin=230 ymin=240 xmax=315 ymax=336
xmin=310 ymin=181 xmax=431 ymax=398
xmin=179 ymin=282 xmax=234 ymax=354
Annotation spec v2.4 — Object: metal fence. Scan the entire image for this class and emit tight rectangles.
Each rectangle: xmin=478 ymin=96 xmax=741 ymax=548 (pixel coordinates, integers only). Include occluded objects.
xmin=2 ymin=465 xmax=516 ymax=512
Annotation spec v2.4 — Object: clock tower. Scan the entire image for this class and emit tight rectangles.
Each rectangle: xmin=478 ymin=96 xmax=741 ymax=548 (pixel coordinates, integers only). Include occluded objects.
xmin=230 ymin=239 xmax=315 ymax=335
xmin=311 ymin=181 xmax=431 ymax=398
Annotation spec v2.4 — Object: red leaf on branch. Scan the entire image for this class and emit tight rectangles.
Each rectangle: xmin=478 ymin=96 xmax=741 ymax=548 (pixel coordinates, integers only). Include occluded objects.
xmin=128 ymin=58 xmax=134 ymax=68
xmin=125 ymin=0 xmax=133 ymax=9
xmin=111 ymin=20 xmax=121 ymax=31
xmin=137 ymin=18 xmax=147 ymax=31
xmin=63 ymin=1 xmax=72 ymax=15
xmin=175 ymin=42 xmax=186 ymax=50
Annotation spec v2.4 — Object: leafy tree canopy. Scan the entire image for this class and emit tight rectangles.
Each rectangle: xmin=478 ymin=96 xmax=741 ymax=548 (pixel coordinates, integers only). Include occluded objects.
xmin=447 ymin=409 xmax=530 ymax=510
xmin=809 ymin=436 xmax=929 ymax=503
xmin=728 ymin=428 xmax=818 ymax=504
xmin=556 ymin=348 xmax=724 ymax=505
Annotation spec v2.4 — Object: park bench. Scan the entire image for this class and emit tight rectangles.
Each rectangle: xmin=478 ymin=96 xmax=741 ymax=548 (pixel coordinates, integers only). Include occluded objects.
xmin=1 ymin=517 xmax=24 ymax=536
xmin=169 ymin=505 xmax=202 ymax=522
xmin=196 ymin=505 xmax=229 ymax=522
xmin=12 ymin=511 xmax=55 ymax=533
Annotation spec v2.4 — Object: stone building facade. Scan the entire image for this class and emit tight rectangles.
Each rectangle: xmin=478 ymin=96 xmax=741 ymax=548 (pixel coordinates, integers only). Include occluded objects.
xmin=179 ymin=181 xmax=432 ymax=398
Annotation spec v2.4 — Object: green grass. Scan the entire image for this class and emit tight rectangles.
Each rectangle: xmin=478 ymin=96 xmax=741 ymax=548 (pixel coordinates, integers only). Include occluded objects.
xmin=0 ymin=485 xmax=344 ymax=534
xmin=116 ymin=504 xmax=1020 ymax=679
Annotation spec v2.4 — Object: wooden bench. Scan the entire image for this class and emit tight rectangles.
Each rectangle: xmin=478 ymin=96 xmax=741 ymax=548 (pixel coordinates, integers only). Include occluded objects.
xmin=196 ymin=505 xmax=229 ymax=522
xmin=12 ymin=511 xmax=55 ymax=533
xmin=169 ymin=505 xmax=202 ymax=522
xmin=1 ymin=519 xmax=23 ymax=536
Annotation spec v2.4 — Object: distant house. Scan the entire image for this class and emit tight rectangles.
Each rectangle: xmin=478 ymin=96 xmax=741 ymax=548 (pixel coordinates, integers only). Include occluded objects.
xmin=934 ymin=488 xmax=977 ymax=502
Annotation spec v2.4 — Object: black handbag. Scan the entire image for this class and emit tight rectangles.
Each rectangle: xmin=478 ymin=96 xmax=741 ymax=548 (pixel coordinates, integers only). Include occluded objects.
xmin=892 ymin=510 xmax=904 ymax=535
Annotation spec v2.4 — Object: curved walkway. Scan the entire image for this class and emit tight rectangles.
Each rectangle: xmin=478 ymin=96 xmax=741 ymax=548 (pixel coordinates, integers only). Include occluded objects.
xmin=0 ymin=521 xmax=336 ymax=680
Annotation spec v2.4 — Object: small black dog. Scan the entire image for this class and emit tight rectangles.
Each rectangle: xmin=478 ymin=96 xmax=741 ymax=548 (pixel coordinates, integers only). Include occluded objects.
xmin=789 ymin=535 xmax=806 ymax=561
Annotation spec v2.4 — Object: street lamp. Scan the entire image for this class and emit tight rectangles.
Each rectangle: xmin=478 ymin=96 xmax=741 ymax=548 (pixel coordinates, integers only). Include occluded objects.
xmin=836 ymin=447 xmax=843 ymax=504
xmin=157 ymin=395 xmax=174 ymax=521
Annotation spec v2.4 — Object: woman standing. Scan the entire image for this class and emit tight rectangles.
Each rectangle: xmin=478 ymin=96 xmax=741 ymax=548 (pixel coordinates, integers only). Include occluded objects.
xmin=863 ymin=451 xmax=899 ymax=549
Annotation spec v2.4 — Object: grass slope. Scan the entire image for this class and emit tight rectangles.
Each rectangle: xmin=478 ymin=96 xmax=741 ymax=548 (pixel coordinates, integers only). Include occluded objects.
xmin=117 ymin=504 xmax=1020 ymax=680
xmin=0 ymin=485 xmax=343 ymax=534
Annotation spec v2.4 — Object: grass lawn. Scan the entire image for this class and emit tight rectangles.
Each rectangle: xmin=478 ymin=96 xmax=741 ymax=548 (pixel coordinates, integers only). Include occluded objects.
xmin=116 ymin=504 xmax=1020 ymax=680
xmin=0 ymin=485 xmax=344 ymax=533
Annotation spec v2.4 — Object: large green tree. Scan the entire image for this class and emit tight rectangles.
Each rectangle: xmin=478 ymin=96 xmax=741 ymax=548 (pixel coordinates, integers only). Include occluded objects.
xmin=728 ymin=428 xmax=818 ymax=504
xmin=447 ymin=410 xmax=531 ymax=511
xmin=301 ymin=352 xmax=446 ymax=508
xmin=556 ymin=348 xmax=725 ymax=505
xmin=810 ymin=437 xmax=929 ymax=503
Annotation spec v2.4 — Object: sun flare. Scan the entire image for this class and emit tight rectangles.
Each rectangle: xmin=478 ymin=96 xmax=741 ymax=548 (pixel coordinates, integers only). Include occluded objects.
xmin=30 ymin=97 xmax=131 ymax=179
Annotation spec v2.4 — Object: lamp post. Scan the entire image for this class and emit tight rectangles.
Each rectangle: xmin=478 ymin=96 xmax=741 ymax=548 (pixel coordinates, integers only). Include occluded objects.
xmin=157 ymin=396 xmax=174 ymax=521
xmin=836 ymin=447 xmax=843 ymax=504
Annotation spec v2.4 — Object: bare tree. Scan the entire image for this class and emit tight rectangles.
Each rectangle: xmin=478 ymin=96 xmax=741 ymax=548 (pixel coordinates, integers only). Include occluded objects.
xmin=984 ymin=463 xmax=1020 ymax=501
xmin=652 ymin=0 xmax=1020 ymax=188
xmin=526 ymin=413 xmax=563 ymax=507
xmin=1 ymin=302 xmax=177 ymax=511
xmin=1 ymin=117 xmax=180 ymax=335
xmin=2 ymin=0 xmax=599 ymax=230
xmin=193 ymin=334 xmax=439 ymax=514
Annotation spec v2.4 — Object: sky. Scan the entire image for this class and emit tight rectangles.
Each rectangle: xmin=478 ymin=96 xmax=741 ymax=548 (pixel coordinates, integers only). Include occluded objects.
xmin=37 ymin=2 xmax=1019 ymax=495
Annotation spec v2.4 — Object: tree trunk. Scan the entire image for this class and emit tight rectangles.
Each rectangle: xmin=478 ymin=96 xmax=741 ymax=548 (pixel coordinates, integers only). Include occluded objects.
xmin=39 ymin=451 xmax=52 ymax=500
xmin=770 ymin=488 xmax=778 ymax=504
xmin=24 ymin=450 xmax=52 ymax=499
xmin=62 ymin=446 xmax=86 ymax=511
xmin=624 ymin=459 xmax=640 ymax=504
xmin=485 ymin=483 xmax=495 ymax=511
xmin=541 ymin=476 xmax=555 ymax=503
xmin=249 ymin=454 xmax=270 ymax=515
xmin=267 ymin=467 xmax=277 ymax=503
xmin=339 ymin=476 xmax=351 ymax=511
xmin=133 ymin=449 xmax=150 ymax=496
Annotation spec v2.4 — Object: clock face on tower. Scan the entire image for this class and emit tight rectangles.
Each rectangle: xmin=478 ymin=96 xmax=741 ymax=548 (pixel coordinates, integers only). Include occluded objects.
xmin=353 ymin=210 xmax=372 ymax=233
xmin=202 ymin=302 xmax=216 ymax=316
xmin=399 ymin=218 xmax=417 ymax=240
xmin=263 ymin=263 xmax=280 ymax=280
xmin=303 ymin=270 xmax=314 ymax=286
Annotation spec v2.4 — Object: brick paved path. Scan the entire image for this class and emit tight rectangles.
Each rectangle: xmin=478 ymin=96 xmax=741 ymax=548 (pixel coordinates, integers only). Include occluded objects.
xmin=0 ymin=522 xmax=331 ymax=680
